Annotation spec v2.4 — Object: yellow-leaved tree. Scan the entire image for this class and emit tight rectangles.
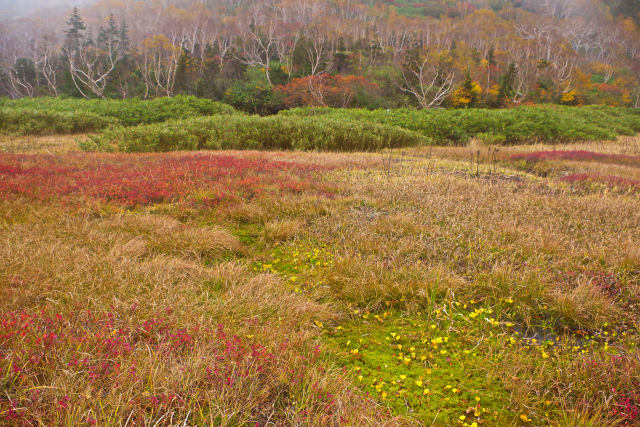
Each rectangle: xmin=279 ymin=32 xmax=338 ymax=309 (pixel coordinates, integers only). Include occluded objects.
xmin=451 ymin=72 xmax=482 ymax=108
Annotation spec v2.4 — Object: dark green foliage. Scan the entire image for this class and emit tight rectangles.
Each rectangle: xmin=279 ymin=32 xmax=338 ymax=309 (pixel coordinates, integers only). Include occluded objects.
xmin=223 ymin=82 xmax=285 ymax=115
xmin=89 ymin=114 xmax=428 ymax=152
xmin=459 ymin=71 xmax=481 ymax=108
xmin=333 ymin=38 xmax=350 ymax=74
xmin=12 ymin=59 xmax=37 ymax=88
xmin=605 ymin=0 xmax=640 ymax=25
xmin=64 ymin=7 xmax=86 ymax=53
xmin=196 ymin=45 xmax=223 ymax=99
xmin=496 ymin=63 xmax=517 ymax=107
xmin=175 ymin=49 xmax=198 ymax=95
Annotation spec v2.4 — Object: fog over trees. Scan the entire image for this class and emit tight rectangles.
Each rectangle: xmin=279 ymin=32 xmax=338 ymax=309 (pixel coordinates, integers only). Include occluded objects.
xmin=0 ymin=0 xmax=94 ymax=19
xmin=0 ymin=0 xmax=638 ymax=110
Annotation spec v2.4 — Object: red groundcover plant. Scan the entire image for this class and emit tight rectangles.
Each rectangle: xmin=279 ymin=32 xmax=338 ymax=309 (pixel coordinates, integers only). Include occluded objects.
xmin=0 ymin=308 xmax=348 ymax=425
xmin=0 ymin=153 xmax=332 ymax=207
xmin=578 ymin=356 xmax=640 ymax=425
xmin=562 ymin=173 xmax=640 ymax=191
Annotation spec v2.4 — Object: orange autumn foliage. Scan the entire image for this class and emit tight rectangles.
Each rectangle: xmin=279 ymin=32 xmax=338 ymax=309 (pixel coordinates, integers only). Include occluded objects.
xmin=275 ymin=74 xmax=379 ymax=108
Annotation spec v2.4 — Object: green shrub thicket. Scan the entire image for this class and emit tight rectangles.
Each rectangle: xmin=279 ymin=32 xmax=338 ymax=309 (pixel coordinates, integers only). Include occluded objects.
xmin=87 ymin=114 xmax=428 ymax=152
xmin=0 ymin=96 xmax=237 ymax=134
xmin=280 ymin=105 xmax=640 ymax=145
xmin=3 ymin=96 xmax=638 ymax=145
xmin=0 ymin=108 xmax=117 ymax=135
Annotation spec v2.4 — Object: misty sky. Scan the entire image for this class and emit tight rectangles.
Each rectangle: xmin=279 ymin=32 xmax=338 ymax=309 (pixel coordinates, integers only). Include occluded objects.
xmin=0 ymin=0 xmax=93 ymax=19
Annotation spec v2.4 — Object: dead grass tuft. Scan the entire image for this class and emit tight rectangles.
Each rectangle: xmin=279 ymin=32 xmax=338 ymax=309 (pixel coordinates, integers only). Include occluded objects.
xmin=550 ymin=282 xmax=619 ymax=329
xmin=262 ymin=218 xmax=304 ymax=242
xmin=102 ymin=213 xmax=242 ymax=260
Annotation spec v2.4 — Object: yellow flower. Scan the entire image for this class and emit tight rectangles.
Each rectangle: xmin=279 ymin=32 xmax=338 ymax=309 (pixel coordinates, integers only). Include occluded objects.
xmin=520 ymin=414 xmax=532 ymax=422
xmin=415 ymin=380 xmax=423 ymax=387
xmin=475 ymin=396 xmax=480 ymax=401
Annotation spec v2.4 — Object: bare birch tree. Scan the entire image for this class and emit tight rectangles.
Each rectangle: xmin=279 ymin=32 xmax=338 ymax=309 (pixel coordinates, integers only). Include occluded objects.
xmin=398 ymin=50 xmax=455 ymax=108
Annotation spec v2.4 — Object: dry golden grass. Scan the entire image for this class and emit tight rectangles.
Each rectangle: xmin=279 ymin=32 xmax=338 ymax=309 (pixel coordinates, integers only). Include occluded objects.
xmin=262 ymin=218 xmax=304 ymax=243
xmin=559 ymin=160 xmax=640 ymax=181
xmin=402 ymin=136 xmax=640 ymax=169
xmin=0 ymin=134 xmax=88 ymax=154
xmin=101 ymin=213 xmax=243 ymax=260
xmin=310 ymin=162 xmax=640 ymax=325
xmin=1 ymin=136 xmax=639 ymax=425
xmin=0 ymin=205 xmax=395 ymax=425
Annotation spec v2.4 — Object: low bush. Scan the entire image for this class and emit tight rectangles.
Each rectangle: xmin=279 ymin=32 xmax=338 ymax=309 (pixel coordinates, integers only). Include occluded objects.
xmin=89 ymin=114 xmax=428 ymax=152
xmin=4 ymin=97 xmax=638 ymax=144
xmin=0 ymin=96 xmax=237 ymax=135
xmin=0 ymin=108 xmax=116 ymax=135
xmin=280 ymin=105 xmax=640 ymax=145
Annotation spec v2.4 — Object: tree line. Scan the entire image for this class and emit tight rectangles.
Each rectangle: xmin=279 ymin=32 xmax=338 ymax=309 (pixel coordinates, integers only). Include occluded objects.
xmin=0 ymin=0 xmax=639 ymax=112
